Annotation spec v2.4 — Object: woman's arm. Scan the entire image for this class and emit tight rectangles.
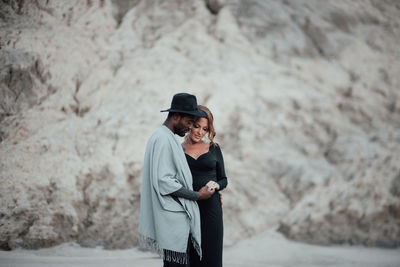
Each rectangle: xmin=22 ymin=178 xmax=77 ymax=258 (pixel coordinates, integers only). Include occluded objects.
xmin=215 ymin=144 xmax=228 ymax=191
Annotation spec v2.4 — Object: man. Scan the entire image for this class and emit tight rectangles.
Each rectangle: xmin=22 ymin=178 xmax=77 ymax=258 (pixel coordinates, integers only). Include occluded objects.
xmin=139 ymin=93 xmax=214 ymax=267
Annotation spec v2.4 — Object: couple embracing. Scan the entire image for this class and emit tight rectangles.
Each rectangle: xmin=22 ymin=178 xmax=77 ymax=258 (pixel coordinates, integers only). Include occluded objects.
xmin=139 ymin=93 xmax=228 ymax=267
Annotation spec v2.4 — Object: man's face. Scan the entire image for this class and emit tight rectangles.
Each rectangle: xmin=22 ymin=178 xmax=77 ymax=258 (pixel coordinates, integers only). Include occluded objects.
xmin=174 ymin=115 xmax=195 ymax=137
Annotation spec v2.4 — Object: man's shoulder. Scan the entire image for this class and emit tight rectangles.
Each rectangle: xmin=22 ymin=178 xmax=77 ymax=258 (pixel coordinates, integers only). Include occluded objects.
xmin=148 ymin=126 xmax=170 ymax=145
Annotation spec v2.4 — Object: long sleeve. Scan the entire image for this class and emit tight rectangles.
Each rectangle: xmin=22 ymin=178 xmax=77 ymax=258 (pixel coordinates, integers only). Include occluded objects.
xmin=170 ymin=187 xmax=200 ymax=201
xmin=215 ymin=144 xmax=228 ymax=191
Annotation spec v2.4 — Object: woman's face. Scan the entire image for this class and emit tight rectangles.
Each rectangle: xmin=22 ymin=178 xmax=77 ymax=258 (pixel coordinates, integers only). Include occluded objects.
xmin=189 ymin=117 xmax=208 ymax=143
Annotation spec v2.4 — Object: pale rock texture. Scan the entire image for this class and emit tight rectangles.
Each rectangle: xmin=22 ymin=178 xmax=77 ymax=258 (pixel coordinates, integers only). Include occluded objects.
xmin=0 ymin=0 xmax=399 ymax=250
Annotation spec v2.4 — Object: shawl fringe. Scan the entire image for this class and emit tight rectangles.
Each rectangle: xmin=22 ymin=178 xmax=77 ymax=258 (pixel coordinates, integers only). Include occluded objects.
xmin=191 ymin=235 xmax=202 ymax=260
xmin=138 ymin=234 xmax=187 ymax=264
xmin=138 ymin=234 xmax=202 ymax=264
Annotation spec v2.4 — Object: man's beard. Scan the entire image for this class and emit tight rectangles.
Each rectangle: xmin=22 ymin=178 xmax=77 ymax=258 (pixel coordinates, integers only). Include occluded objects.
xmin=174 ymin=125 xmax=187 ymax=137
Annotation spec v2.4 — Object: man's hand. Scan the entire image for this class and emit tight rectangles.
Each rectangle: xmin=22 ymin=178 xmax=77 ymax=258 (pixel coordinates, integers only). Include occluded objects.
xmin=198 ymin=185 xmax=215 ymax=200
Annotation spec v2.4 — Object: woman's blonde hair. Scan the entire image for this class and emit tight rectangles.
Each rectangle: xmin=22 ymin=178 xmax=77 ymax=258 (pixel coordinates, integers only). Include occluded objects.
xmin=197 ymin=105 xmax=217 ymax=146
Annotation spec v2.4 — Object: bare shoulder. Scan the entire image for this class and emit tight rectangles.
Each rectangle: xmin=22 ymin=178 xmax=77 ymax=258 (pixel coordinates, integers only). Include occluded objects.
xmin=203 ymin=142 xmax=211 ymax=150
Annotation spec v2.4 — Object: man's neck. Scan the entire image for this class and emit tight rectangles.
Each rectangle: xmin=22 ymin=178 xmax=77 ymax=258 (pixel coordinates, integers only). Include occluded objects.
xmin=163 ymin=120 xmax=175 ymax=134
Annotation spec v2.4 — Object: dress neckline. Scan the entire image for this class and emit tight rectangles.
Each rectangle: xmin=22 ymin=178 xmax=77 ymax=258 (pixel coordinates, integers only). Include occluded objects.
xmin=184 ymin=144 xmax=212 ymax=161
xmin=185 ymin=150 xmax=210 ymax=161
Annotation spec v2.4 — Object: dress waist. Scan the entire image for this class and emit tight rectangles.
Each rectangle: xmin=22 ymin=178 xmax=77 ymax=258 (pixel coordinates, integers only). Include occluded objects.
xmin=191 ymin=170 xmax=215 ymax=178
xmin=192 ymin=174 xmax=217 ymax=191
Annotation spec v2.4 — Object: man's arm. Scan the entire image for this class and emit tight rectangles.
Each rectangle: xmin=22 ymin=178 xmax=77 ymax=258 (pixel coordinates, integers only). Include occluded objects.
xmin=171 ymin=187 xmax=199 ymax=201
xmin=170 ymin=186 xmax=214 ymax=200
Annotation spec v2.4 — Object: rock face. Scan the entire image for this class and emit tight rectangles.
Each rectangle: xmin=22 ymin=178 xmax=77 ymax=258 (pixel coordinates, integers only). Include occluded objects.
xmin=0 ymin=48 xmax=52 ymax=129
xmin=0 ymin=0 xmax=399 ymax=250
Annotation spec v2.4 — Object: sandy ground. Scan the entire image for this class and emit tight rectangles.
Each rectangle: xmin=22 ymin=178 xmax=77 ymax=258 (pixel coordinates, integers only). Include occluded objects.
xmin=1 ymin=230 xmax=399 ymax=267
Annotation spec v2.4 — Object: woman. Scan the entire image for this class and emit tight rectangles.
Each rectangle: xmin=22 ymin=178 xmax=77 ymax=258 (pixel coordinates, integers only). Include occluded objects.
xmin=182 ymin=105 xmax=228 ymax=267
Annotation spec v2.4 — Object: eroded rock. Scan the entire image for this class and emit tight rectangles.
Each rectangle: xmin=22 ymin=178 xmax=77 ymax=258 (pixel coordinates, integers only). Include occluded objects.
xmin=1 ymin=0 xmax=399 ymax=250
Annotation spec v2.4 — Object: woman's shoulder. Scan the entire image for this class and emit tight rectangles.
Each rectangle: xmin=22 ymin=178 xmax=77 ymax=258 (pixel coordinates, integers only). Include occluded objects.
xmin=210 ymin=142 xmax=222 ymax=151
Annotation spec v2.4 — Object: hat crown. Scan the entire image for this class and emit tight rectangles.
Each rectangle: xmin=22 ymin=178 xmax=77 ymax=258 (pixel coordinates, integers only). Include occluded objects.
xmin=170 ymin=93 xmax=197 ymax=112
xmin=160 ymin=93 xmax=207 ymax=118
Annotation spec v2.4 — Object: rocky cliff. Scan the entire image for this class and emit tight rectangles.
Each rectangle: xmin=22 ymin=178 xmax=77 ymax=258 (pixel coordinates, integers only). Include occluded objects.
xmin=1 ymin=0 xmax=399 ymax=250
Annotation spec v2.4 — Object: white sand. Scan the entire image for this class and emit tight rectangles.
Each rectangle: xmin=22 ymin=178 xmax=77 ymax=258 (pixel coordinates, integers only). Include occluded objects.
xmin=1 ymin=230 xmax=399 ymax=267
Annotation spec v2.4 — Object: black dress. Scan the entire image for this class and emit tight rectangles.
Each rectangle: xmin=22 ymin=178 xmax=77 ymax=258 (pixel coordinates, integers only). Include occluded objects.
xmin=186 ymin=144 xmax=228 ymax=267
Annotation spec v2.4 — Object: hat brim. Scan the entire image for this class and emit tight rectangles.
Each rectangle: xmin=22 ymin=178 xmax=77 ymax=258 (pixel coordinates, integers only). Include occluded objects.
xmin=160 ymin=108 xmax=207 ymax=118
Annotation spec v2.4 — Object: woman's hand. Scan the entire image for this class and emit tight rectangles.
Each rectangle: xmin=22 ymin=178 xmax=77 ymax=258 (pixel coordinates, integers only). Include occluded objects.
xmin=206 ymin=180 xmax=220 ymax=191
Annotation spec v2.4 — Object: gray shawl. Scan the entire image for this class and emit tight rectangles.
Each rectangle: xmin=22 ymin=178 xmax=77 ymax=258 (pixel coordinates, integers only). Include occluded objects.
xmin=138 ymin=125 xmax=202 ymax=264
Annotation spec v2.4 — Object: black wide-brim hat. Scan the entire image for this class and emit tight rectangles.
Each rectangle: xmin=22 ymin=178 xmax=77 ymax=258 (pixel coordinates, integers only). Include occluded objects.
xmin=161 ymin=93 xmax=207 ymax=118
